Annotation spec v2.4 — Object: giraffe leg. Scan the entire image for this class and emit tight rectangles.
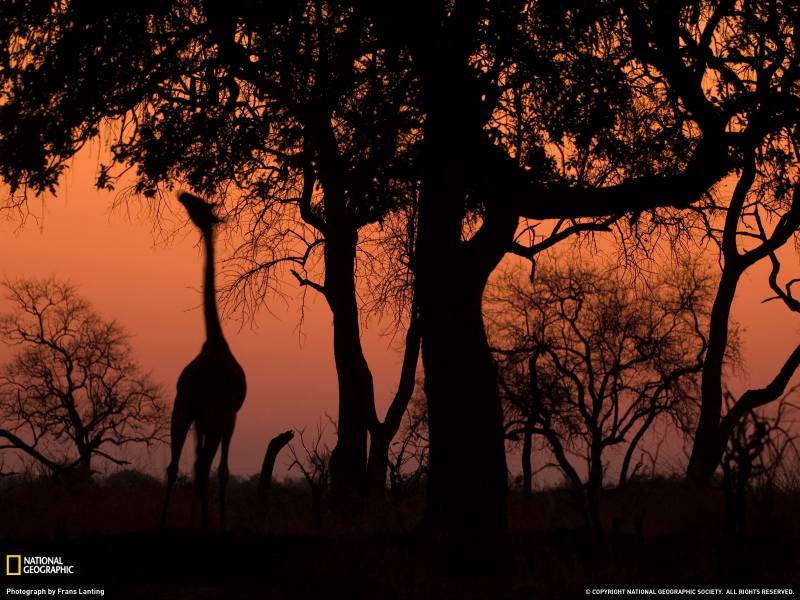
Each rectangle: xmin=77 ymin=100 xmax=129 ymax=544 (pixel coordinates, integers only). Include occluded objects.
xmin=218 ymin=414 xmax=236 ymax=530
xmin=196 ymin=427 xmax=222 ymax=530
xmin=160 ymin=396 xmax=192 ymax=529
xmin=190 ymin=427 xmax=204 ymax=526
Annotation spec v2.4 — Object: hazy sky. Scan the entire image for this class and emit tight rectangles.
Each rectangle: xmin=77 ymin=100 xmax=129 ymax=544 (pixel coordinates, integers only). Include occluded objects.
xmin=1 ymin=144 xmax=798 ymax=477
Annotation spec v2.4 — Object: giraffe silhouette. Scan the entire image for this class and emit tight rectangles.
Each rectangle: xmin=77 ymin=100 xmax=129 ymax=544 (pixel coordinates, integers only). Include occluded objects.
xmin=161 ymin=191 xmax=247 ymax=529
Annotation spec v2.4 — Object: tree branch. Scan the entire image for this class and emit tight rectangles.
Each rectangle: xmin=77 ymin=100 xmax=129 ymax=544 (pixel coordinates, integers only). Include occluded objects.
xmin=290 ymin=269 xmax=326 ymax=296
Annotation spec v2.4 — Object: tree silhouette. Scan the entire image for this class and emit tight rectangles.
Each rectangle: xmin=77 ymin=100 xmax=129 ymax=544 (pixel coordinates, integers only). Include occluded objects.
xmin=288 ymin=418 xmax=333 ymax=530
xmin=0 ymin=279 xmax=167 ymax=478
xmin=687 ymin=148 xmax=800 ymax=483
xmin=489 ymin=261 xmax=711 ymax=536
xmin=720 ymin=389 xmax=800 ymax=540
xmin=359 ymin=0 xmax=800 ymax=536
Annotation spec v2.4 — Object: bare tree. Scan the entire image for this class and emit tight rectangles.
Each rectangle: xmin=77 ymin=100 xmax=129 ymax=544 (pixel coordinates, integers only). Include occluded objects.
xmin=0 ymin=279 xmax=167 ymax=478
xmin=489 ymin=260 xmax=711 ymax=536
xmin=721 ymin=389 xmax=800 ymax=540
xmin=288 ymin=419 xmax=333 ymax=530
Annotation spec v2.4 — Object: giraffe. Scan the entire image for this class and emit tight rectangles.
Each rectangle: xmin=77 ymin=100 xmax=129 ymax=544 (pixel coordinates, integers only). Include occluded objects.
xmin=160 ymin=191 xmax=247 ymax=529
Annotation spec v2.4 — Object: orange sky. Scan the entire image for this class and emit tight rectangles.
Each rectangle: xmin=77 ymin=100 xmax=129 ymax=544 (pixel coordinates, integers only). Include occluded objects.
xmin=1 ymin=144 xmax=799 ymax=477
xmin=0 ymin=146 xmax=405 ymax=476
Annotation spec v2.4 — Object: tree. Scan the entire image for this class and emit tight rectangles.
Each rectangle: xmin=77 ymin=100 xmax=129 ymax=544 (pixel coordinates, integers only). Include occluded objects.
xmin=213 ymin=3 xmax=422 ymax=504
xmin=359 ymin=0 xmax=799 ymax=536
xmin=0 ymin=279 xmax=167 ymax=477
xmin=720 ymin=389 xmax=799 ymax=539
xmin=687 ymin=154 xmax=800 ymax=483
xmin=489 ymin=261 xmax=710 ymax=536
xmin=288 ymin=418 xmax=333 ymax=530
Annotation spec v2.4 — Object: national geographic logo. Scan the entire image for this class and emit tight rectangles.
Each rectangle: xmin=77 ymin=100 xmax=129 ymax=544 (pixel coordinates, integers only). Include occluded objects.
xmin=6 ymin=555 xmax=21 ymax=576
xmin=5 ymin=555 xmax=75 ymax=576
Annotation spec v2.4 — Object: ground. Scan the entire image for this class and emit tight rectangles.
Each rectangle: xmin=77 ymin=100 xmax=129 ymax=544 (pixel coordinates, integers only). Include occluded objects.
xmin=1 ymin=473 xmax=799 ymax=599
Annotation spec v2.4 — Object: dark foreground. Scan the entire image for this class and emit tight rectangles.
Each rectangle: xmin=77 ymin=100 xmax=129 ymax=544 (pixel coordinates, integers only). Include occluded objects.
xmin=2 ymin=474 xmax=800 ymax=598
xmin=6 ymin=530 xmax=800 ymax=599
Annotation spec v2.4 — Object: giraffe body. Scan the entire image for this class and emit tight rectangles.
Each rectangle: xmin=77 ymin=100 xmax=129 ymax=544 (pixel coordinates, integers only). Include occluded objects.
xmin=161 ymin=192 xmax=246 ymax=529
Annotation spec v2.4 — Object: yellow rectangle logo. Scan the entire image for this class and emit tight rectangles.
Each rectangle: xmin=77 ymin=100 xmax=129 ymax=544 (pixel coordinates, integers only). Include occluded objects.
xmin=6 ymin=554 xmax=21 ymax=576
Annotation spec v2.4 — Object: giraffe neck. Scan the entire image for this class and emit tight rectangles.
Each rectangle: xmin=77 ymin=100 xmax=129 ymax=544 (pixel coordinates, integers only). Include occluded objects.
xmin=202 ymin=226 xmax=225 ymax=345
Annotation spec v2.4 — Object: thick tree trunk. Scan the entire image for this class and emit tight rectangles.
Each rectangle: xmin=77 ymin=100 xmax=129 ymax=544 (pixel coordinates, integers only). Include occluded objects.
xmin=366 ymin=428 xmax=391 ymax=498
xmin=419 ymin=267 xmax=508 ymax=537
xmin=414 ymin=77 xmax=514 ymax=538
xmin=414 ymin=124 xmax=511 ymax=536
xmin=306 ymin=110 xmax=377 ymax=508
xmin=324 ymin=227 xmax=375 ymax=507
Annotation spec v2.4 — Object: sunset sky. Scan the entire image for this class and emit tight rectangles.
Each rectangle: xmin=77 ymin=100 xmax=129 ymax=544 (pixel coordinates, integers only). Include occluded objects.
xmin=1 ymin=143 xmax=798 ymax=477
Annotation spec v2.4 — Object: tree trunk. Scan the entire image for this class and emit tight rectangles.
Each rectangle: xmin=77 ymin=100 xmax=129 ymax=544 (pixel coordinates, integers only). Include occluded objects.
xmin=521 ymin=419 xmax=533 ymax=497
xmin=419 ymin=266 xmax=508 ymax=537
xmin=257 ymin=430 xmax=294 ymax=508
xmin=411 ymin=18 xmax=517 ymax=537
xmin=414 ymin=142 xmax=511 ymax=536
xmin=365 ymin=306 xmax=421 ymax=499
xmin=366 ymin=427 xmax=391 ymax=498
xmin=523 ymin=353 xmax=541 ymax=498
xmin=77 ymin=455 xmax=92 ymax=477
xmin=585 ymin=443 xmax=607 ymax=545
xmin=618 ymin=412 xmax=656 ymax=487
xmin=307 ymin=110 xmax=377 ymax=508
xmin=324 ymin=227 xmax=375 ymax=507
xmin=687 ymin=265 xmax=741 ymax=484
xmin=687 ymin=163 xmax=763 ymax=485
xmin=414 ymin=99 xmax=514 ymax=540
xmin=65 ymin=454 xmax=93 ymax=485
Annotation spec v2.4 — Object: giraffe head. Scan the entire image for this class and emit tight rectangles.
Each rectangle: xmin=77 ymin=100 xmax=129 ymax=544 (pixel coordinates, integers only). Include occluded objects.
xmin=177 ymin=191 xmax=223 ymax=231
